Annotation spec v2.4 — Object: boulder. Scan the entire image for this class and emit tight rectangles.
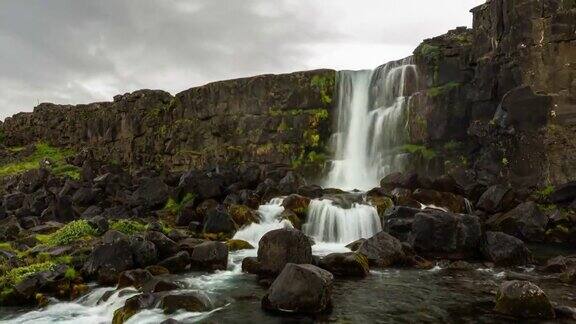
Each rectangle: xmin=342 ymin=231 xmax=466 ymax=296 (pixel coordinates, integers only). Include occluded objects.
xmin=357 ymin=231 xmax=405 ymax=267
xmin=318 ymin=252 xmax=369 ymax=277
xmin=262 ymin=263 xmax=333 ymax=314
xmin=541 ymin=256 xmax=576 ymax=273
xmin=380 ymin=172 xmax=420 ymax=190
xmin=202 ymin=207 xmax=237 ymax=235
xmin=550 ymin=181 xmax=576 ymax=204
xmin=144 ymin=231 xmax=178 ymax=260
xmin=366 ymin=193 xmax=394 ymax=217
xmin=226 ymin=239 xmax=254 ymax=251
xmin=117 ymin=269 xmax=154 ymax=289
xmin=242 ymin=257 xmax=261 ymax=274
xmin=83 ymin=238 xmax=135 ymax=285
xmin=3 ymin=192 xmax=26 ymax=211
xmin=494 ymin=280 xmax=555 ymax=319
xmin=0 ymin=216 xmax=23 ymax=241
xmin=141 ymin=278 xmax=179 ymax=293
xmin=409 ymin=210 xmax=481 ymax=260
xmin=344 ymin=238 xmax=366 ymax=251
xmin=382 ymin=206 xmax=421 ymax=242
xmin=190 ymin=241 xmax=228 ymax=271
xmin=159 ymin=292 xmax=214 ymax=314
xmin=281 ymin=194 xmax=310 ymax=219
xmin=158 ymin=251 xmax=191 ymax=273
xmin=412 ymin=188 xmax=467 ymax=213
xmin=482 ymin=231 xmax=531 ymax=266
xmin=487 ymin=201 xmax=548 ymax=242
xmin=113 ymin=293 xmax=158 ymax=324
xmin=132 ymin=177 xmax=170 ymax=209
xmin=257 ymin=228 xmax=313 ymax=276
xmin=227 ymin=204 xmax=260 ymax=227
xmin=129 ymin=235 xmax=158 ymax=268
xmin=389 ymin=188 xmax=420 ymax=208
xmin=476 ymin=185 xmax=515 ymax=213
xmin=177 ymin=237 xmax=205 ymax=255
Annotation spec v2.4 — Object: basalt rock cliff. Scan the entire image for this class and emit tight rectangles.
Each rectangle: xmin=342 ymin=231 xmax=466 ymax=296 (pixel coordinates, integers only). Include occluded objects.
xmin=1 ymin=0 xmax=575 ymax=189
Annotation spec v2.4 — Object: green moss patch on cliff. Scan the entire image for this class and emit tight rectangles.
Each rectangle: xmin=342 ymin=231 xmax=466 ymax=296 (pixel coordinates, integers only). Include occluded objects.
xmin=0 ymin=143 xmax=78 ymax=179
xmin=402 ymin=144 xmax=437 ymax=160
xmin=428 ymin=82 xmax=460 ymax=97
xmin=311 ymin=73 xmax=336 ymax=105
xmin=36 ymin=220 xmax=97 ymax=246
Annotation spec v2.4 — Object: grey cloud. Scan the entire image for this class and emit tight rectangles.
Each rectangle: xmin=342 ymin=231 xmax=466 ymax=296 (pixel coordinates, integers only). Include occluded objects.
xmin=0 ymin=0 xmax=484 ymax=120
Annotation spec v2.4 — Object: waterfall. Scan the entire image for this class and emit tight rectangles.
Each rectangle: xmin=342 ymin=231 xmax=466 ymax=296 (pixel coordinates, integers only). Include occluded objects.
xmin=232 ymin=198 xmax=293 ymax=246
xmin=324 ymin=57 xmax=418 ymax=191
xmin=303 ymin=199 xmax=382 ymax=244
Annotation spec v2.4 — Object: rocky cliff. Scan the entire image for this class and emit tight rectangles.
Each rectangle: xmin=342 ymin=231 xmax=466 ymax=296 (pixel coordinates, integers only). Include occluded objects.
xmin=1 ymin=70 xmax=335 ymax=179
xmin=1 ymin=0 xmax=575 ymax=189
xmin=407 ymin=0 xmax=576 ymax=188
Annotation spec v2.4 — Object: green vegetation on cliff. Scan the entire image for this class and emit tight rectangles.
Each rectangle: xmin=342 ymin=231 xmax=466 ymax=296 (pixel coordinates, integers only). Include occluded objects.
xmin=0 ymin=142 xmax=79 ymax=179
xmin=37 ymin=220 xmax=97 ymax=246
xmin=428 ymin=82 xmax=460 ymax=97
xmin=311 ymin=74 xmax=335 ymax=105
xmin=402 ymin=144 xmax=437 ymax=160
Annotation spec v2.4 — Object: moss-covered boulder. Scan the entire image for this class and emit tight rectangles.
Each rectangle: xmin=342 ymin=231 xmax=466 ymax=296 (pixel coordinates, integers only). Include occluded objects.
xmin=281 ymin=194 xmax=310 ymax=220
xmin=226 ymin=239 xmax=254 ymax=251
xmin=318 ymin=252 xmax=369 ymax=277
xmin=494 ymin=280 xmax=555 ymax=319
xmin=227 ymin=204 xmax=260 ymax=228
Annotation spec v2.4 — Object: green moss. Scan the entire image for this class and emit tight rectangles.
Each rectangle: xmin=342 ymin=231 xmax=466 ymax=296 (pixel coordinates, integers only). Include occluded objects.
xmin=226 ymin=239 xmax=254 ymax=251
xmin=0 ymin=242 xmax=15 ymax=253
xmin=428 ymin=82 xmax=460 ymax=97
xmin=535 ymin=185 xmax=555 ymax=200
xmin=64 ymin=267 xmax=77 ymax=280
xmin=0 ymin=261 xmax=55 ymax=286
xmin=402 ymin=144 xmax=437 ymax=160
xmin=109 ymin=219 xmax=148 ymax=235
xmin=0 ymin=142 xmax=76 ymax=179
xmin=561 ymin=0 xmax=576 ymax=9
xmin=37 ymin=220 xmax=97 ymax=246
xmin=443 ymin=140 xmax=462 ymax=151
xmin=277 ymin=120 xmax=289 ymax=133
xmin=303 ymin=130 xmax=321 ymax=147
xmin=311 ymin=74 xmax=335 ymax=105
xmin=164 ymin=193 xmax=196 ymax=215
xmin=416 ymin=43 xmax=441 ymax=64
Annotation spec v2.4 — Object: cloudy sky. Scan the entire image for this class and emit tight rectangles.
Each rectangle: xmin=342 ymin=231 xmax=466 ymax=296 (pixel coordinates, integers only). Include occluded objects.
xmin=0 ymin=0 xmax=484 ymax=120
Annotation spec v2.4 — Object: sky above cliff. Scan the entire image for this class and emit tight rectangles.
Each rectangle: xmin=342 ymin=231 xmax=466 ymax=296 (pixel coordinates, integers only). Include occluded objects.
xmin=0 ymin=0 xmax=484 ymax=120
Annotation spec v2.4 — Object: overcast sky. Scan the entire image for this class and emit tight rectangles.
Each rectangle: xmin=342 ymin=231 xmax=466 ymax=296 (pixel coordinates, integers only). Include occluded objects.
xmin=0 ymin=0 xmax=484 ymax=120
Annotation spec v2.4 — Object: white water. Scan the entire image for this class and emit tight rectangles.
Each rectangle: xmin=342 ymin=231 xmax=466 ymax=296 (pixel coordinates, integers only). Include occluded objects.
xmin=232 ymin=197 xmax=293 ymax=246
xmin=303 ymin=199 xmax=382 ymax=244
xmin=325 ymin=58 xmax=418 ymax=191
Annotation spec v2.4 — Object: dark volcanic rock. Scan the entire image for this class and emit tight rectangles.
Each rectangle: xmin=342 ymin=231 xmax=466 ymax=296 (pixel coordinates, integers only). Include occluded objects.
xmin=318 ymin=252 xmax=370 ymax=277
xmin=382 ymin=206 xmax=422 ymax=242
xmin=159 ymin=292 xmax=214 ymax=314
xmin=550 ymin=181 xmax=576 ymax=204
xmin=117 ymin=269 xmax=154 ymax=289
xmin=132 ymin=177 xmax=170 ymax=209
xmin=158 ymin=251 xmax=191 ymax=273
xmin=357 ymin=231 xmax=405 ymax=267
xmin=476 ymin=185 xmax=515 ymax=214
xmin=486 ymin=201 xmax=548 ymax=242
xmin=190 ymin=241 xmax=228 ymax=271
xmin=482 ymin=231 xmax=531 ymax=266
xmin=494 ymin=280 xmax=555 ymax=319
xmin=257 ymin=228 xmax=313 ymax=276
xmin=83 ymin=238 xmax=135 ymax=286
xmin=409 ymin=210 xmax=481 ymax=260
xmin=202 ymin=207 xmax=237 ymax=235
xmin=144 ymin=231 xmax=178 ymax=260
xmin=262 ymin=263 xmax=333 ymax=314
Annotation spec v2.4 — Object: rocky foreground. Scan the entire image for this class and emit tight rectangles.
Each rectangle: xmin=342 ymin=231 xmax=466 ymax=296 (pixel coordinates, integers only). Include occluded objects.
xmin=0 ymin=144 xmax=575 ymax=322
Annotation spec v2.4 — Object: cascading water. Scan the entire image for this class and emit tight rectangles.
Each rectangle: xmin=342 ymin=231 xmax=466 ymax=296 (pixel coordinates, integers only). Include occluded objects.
xmin=232 ymin=198 xmax=292 ymax=246
xmin=303 ymin=199 xmax=382 ymax=244
xmin=324 ymin=57 xmax=419 ymax=191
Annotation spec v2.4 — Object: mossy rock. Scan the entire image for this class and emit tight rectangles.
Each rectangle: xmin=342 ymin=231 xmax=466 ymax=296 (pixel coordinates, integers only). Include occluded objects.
xmin=280 ymin=209 xmax=301 ymax=229
xmin=226 ymin=239 xmax=254 ymax=251
xmin=227 ymin=205 xmax=260 ymax=227
xmin=281 ymin=194 xmax=311 ymax=219
xmin=367 ymin=196 xmax=394 ymax=217
xmin=494 ymin=280 xmax=555 ymax=319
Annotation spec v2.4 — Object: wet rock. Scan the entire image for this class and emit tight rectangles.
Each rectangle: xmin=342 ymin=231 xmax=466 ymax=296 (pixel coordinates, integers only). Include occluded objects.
xmin=494 ymin=280 xmax=555 ymax=319
xmin=281 ymin=194 xmax=310 ymax=219
xmin=277 ymin=172 xmax=306 ymax=195
xmin=226 ymin=239 xmax=254 ymax=251
xmin=257 ymin=228 xmax=313 ymax=276
xmin=202 ymin=207 xmax=237 ymax=235
xmin=487 ymin=201 xmax=548 ymax=242
xmin=540 ymin=255 xmax=576 ymax=273
xmin=158 ymin=251 xmax=190 ymax=273
xmin=177 ymin=237 xmax=205 ymax=255
xmin=555 ymin=305 xmax=576 ymax=320
xmin=366 ymin=194 xmax=394 ymax=217
xmin=144 ymin=231 xmax=178 ymax=260
xmin=476 ymin=185 xmax=515 ymax=213
xmin=141 ymin=278 xmax=179 ymax=293
xmin=345 ymin=238 xmax=365 ymax=251
xmin=242 ymin=257 xmax=261 ymax=274
xmin=113 ymin=293 xmax=158 ymax=324
xmin=382 ymin=206 xmax=421 ymax=242
xmin=389 ymin=188 xmax=420 ymax=208
xmin=447 ymin=260 xmax=474 ymax=271
xmin=318 ymin=252 xmax=369 ymax=277
xmin=357 ymin=231 xmax=405 ymax=267
xmin=380 ymin=172 xmax=420 ymax=190
xmin=117 ymin=269 xmax=154 ymax=289
xmin=262 ymin=263 xmax=333 ymax=314
xmin=560 ymin=268 xmax=576 ymax=283
xmin=159 ymin=291 xmax=214 ymax=314
xmin=145 ymin=265 xmax=170 ymax=276
xmin=409 ymin=210 xmax=481 ymax=260
xmin=160 ymin=319 xmax=182 ymax=324
xmin=412 ymin=188 xmax=467 ymax=213
xmin=482 ymin=231 xmax=531 ymax=266
xmin=279 ymin=209 xmax=301 ymax=229
xmin=227 ymin=204 xmax=260 ymax=227
xmin=83 ymin=238 xmax=135 ymax=285
xmin=190 ymin=241 xmax=228 ymax=271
